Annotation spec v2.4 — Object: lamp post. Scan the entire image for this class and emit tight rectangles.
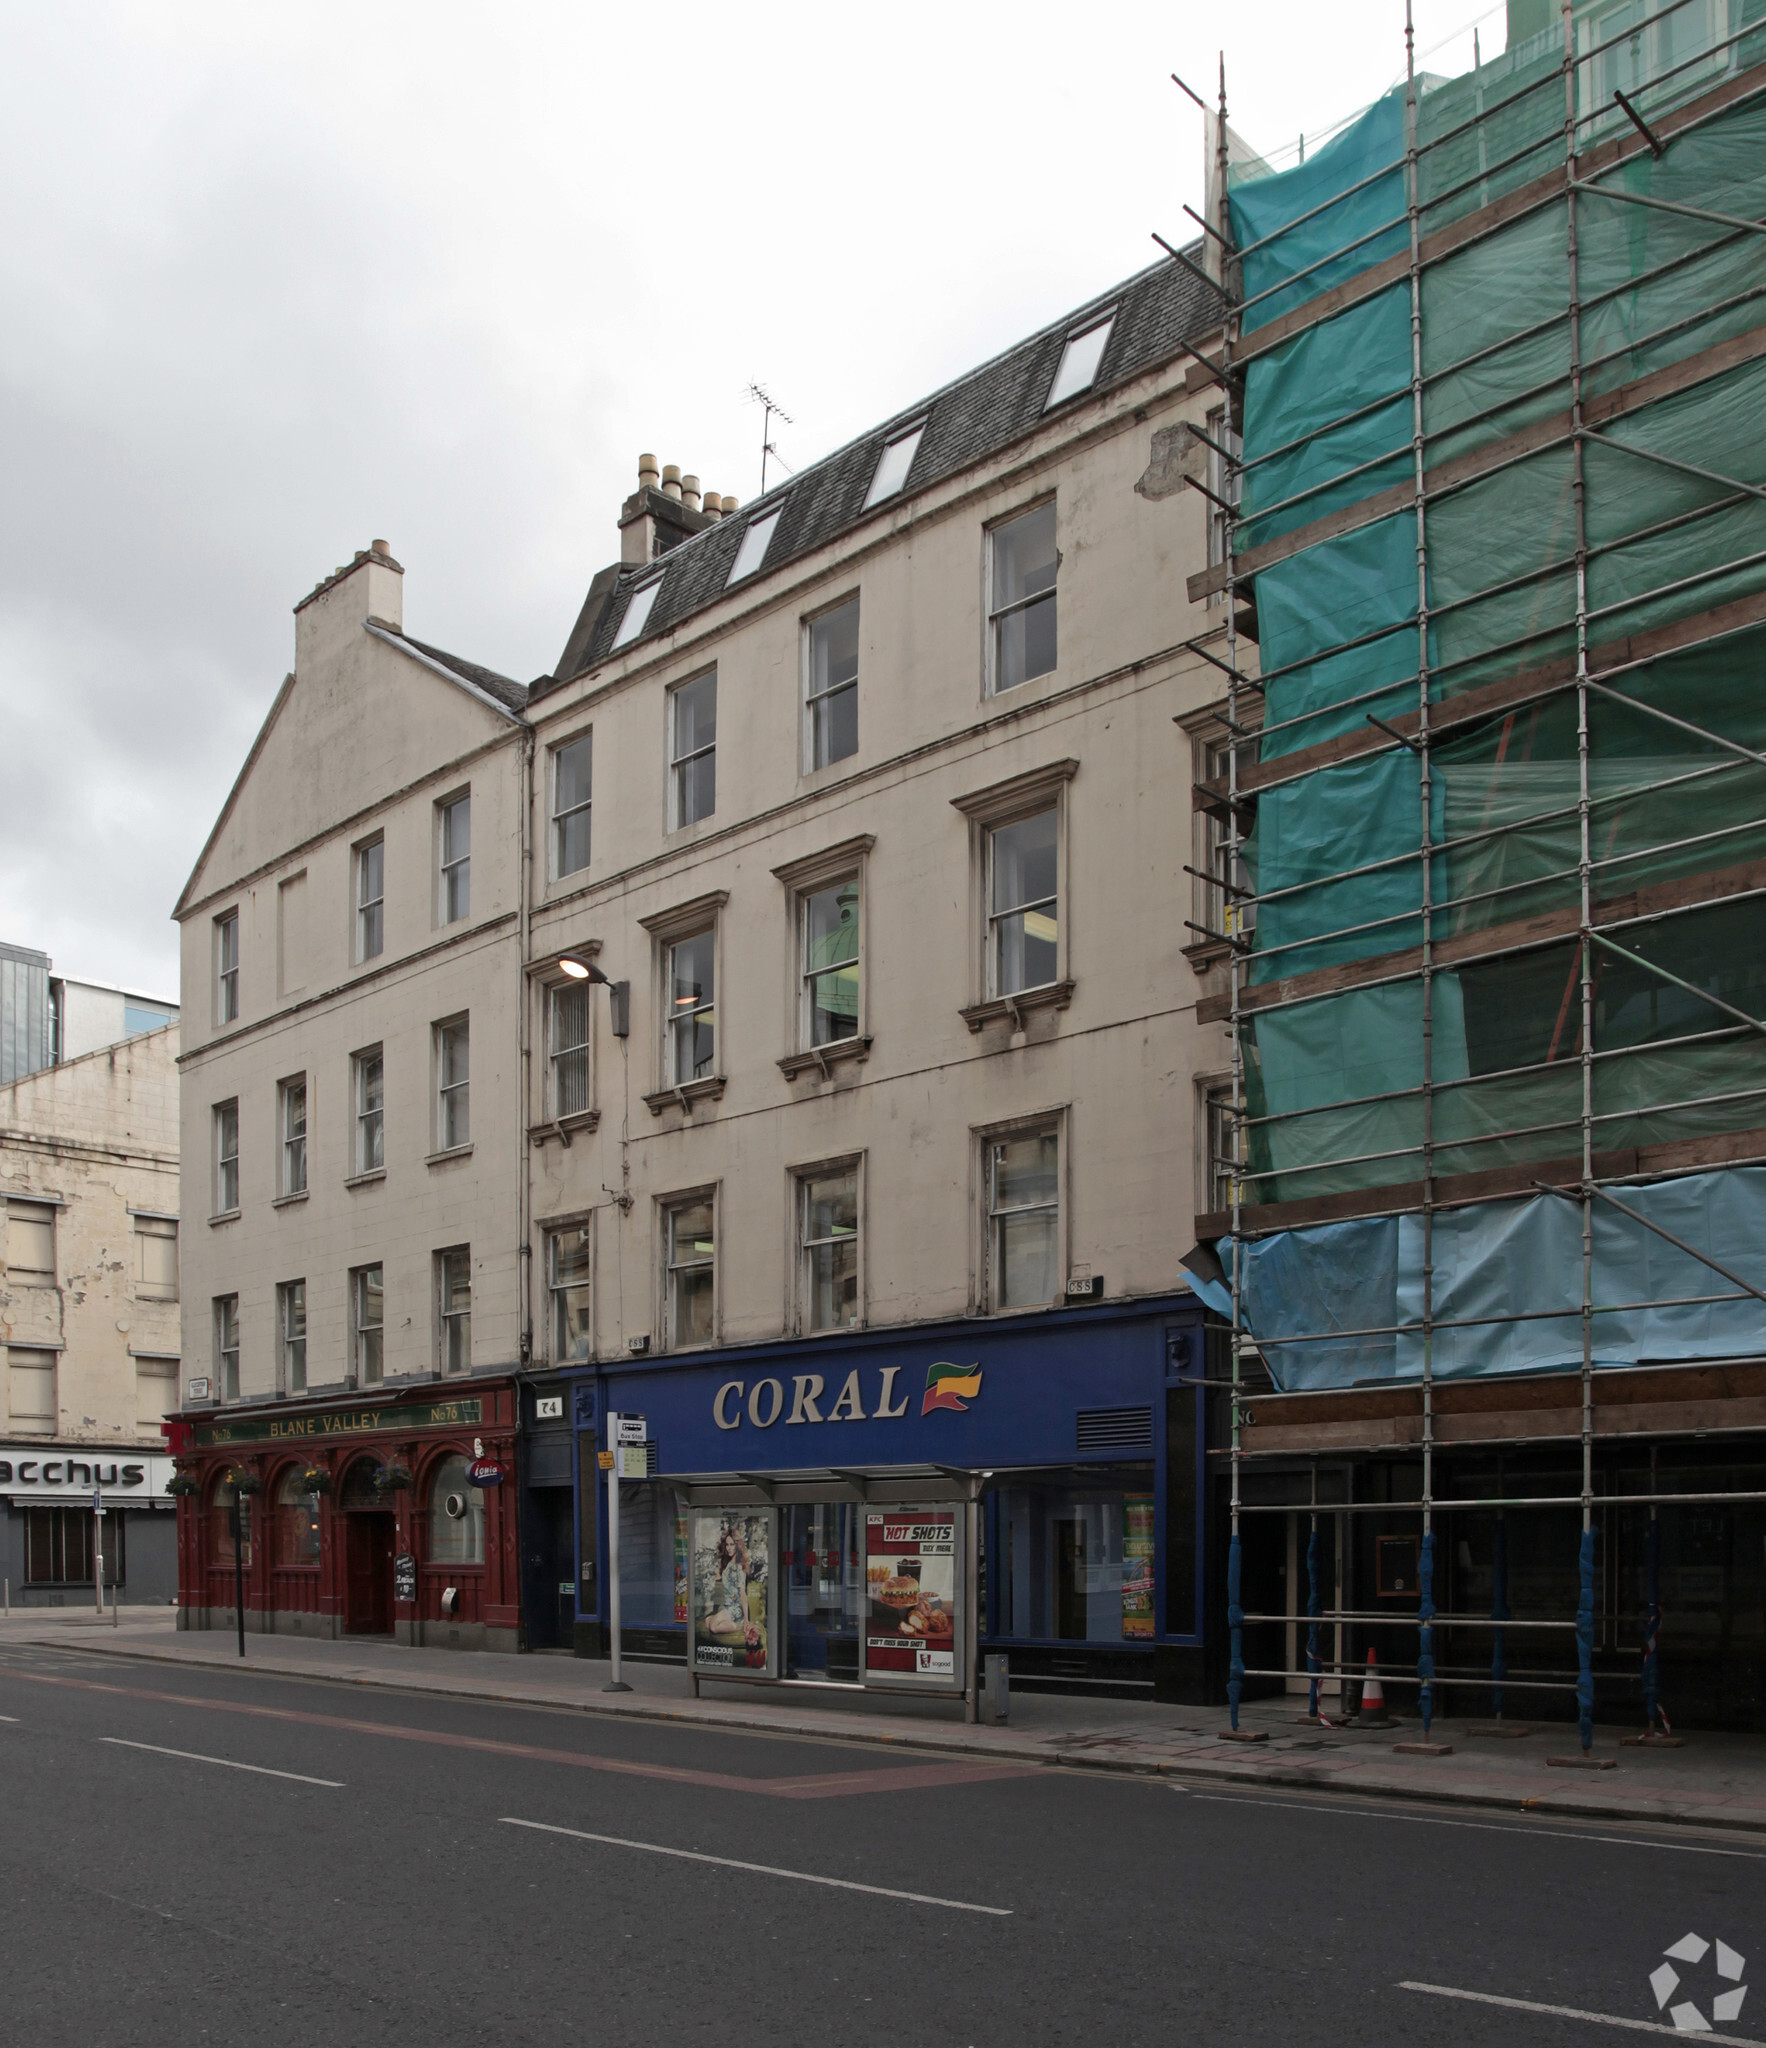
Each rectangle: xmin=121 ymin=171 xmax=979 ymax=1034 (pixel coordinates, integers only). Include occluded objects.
xmin=604 ymin=1413 xmax=630 ymax=1692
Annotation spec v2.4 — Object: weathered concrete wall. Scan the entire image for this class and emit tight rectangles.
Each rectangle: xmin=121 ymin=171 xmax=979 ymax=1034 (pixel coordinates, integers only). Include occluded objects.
xmin=0 ymin=1024 xmax=181 ymax=1445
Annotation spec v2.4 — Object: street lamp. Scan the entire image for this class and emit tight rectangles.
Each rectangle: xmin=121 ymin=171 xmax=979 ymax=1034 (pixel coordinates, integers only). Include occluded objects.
xmin=557 ymin=955 xmax=629 ymax=1035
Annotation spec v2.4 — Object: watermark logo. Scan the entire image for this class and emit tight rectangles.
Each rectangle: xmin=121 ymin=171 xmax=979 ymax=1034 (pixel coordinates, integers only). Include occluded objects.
xmin=1650 ymin=1932 xmax=1746 ymax=2032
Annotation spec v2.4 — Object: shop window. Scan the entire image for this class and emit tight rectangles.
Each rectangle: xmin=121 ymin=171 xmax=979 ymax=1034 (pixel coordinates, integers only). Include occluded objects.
xmin=25 ymin=1505 xmax=121 ymax=1586
xmin=982 ymin=1121 xmax=1062 ymax=1311
xmin=548 ymin=1225 xmax=592 ymax=1361
xmin=275 ymin=1467 xmax=321 ymax=1567
xmin=996 ymin=1479 xmax=1154 ymax=1642
xmin=429 ymin=1453 xmax=485 ymax=1565
xmin=662 ymin=1193 xmax=715 ymax=1350
xmin=209 ymin=1476 xmax=249 ymax=1568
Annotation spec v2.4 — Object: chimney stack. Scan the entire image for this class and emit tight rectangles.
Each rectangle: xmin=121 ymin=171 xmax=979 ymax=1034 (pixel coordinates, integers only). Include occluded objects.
xmin=618 ymin=455 xmax=715 ymax=564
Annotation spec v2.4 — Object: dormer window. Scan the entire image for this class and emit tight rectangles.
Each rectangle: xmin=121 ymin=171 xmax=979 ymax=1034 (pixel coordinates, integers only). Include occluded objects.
xmin=613 ymin=575 xmax=662 ymax=649
xmin=726 ymin=508 xmax=782 ymax=586
xmin=1045 ymin=315 xmax=1114 ymax=409
xmin=863 ymin=422 xmax=925 ymax=509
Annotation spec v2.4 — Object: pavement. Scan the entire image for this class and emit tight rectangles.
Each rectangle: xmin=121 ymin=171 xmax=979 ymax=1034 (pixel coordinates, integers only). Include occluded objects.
xmin=8 ymin=1604 xmax=1764 ymax=1839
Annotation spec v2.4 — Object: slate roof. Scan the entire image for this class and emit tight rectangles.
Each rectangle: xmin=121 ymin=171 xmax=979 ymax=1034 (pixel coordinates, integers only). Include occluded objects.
xmin=392 ymin=632 xmax=529 ymax=713
xmin=538 ymin=248 xmax=1223 ymax=699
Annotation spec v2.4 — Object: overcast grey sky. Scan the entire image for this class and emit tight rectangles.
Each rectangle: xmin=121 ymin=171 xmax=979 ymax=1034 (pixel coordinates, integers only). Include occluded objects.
xmin=0 ymin=0 xmax=1503 ymax=997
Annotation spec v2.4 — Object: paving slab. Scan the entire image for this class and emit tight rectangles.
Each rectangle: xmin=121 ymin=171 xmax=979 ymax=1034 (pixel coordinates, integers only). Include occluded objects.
xmin=5 ymin=1608 xmax=1763 ymax=1837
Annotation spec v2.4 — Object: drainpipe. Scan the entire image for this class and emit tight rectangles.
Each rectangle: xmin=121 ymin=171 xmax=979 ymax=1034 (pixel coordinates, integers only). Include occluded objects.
xmin=518 ymin=723 xmax=535 ymax=1368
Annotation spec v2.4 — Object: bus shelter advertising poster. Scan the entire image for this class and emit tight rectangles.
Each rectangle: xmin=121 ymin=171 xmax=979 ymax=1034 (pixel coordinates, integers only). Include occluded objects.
xmin=1122 ymin=1494 xmax=1155 ymax=1639
xmin=691 ymin=1509 xmax=774 ymax=1676
xmin=864 ymin=1509 xmax=959 ymax=1687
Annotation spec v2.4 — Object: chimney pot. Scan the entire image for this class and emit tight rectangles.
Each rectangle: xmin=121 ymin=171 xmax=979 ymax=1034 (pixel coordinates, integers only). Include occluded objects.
xmin=661 ymin=464 xmax=683 ymax=502
xmin=638 ymin=453 xmax=659 ymax=491
xmin=681 ymin=474 xmax=701 ymax=513
xmin=723 ymin=495 xmax=739 ymax=514
xmin=702 ymin=492 xmax=723 ymax=522
xmin=371 ymin=538 xmax=390 ymax=554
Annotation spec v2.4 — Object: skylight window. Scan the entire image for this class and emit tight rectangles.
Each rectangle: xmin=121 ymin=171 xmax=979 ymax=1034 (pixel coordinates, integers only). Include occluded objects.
xmin=613 ymin=575 xmax=662 ymax=649
xmin=726 ymin=508 xmax=782 ymax=586
xmin=1045 ymin=316 xmax=1115 ymax=410
xmin=863 ymin=422 xmax=925 ymax=510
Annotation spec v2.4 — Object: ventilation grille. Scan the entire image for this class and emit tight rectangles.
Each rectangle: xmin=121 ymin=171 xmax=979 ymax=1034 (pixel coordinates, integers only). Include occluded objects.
xmin=1075 ymin=1405 xmax=1154 ymax=1452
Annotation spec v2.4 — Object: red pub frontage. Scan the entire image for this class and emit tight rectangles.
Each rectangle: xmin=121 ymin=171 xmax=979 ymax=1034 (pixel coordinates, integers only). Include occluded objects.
xmin=167 ymin=1379 xmax=522 ymax=1651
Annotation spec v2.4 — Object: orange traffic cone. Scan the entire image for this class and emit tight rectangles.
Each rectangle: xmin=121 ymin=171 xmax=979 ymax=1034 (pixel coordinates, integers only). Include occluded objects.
xmin=1359 ymin=1647 xmax=1390 ymax=1724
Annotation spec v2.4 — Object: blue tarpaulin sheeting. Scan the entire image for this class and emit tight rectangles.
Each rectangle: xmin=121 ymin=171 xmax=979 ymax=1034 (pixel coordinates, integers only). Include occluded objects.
xmin=1231 ymin=1164 xmax=1766 ymax=1391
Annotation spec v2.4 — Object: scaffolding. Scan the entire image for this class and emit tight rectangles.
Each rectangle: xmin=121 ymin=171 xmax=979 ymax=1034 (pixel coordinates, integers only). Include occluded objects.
xmin=1183 ymin=0 xmax=1766 ymax=1745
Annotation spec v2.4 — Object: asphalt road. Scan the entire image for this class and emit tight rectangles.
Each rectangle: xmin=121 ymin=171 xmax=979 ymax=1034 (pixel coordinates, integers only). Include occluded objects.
xmin=2 ymin=1646 xmax=1763 ymax=2047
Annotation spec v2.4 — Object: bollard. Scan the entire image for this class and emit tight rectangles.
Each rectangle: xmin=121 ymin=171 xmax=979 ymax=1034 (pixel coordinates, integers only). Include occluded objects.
xmin=984 ymin=1652 xmax=1010 ymax=1724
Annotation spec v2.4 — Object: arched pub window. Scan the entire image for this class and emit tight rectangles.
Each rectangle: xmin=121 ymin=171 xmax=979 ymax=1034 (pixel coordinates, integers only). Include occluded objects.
xmin=209 ymin=1476 xmax=248 ymax=1567
xmin=428 ymin=1453 xmax=484 ymax=1566
xmin=274 ymin=1468 xmax=321 ymax=1566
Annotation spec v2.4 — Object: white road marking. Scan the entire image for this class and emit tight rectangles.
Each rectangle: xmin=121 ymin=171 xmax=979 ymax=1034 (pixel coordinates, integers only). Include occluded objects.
xmin=502 ymin=1816 xmax=1011 ymax=1915
xmin=1191 ymin=1791 xmax=1762 ymax=1858
xmin=100 ymin=1737 xmax=343 ymax=1787
xmin=0 ymin=1715 xmax=18 ymax=1723
xmin=1401 ymin=1979 xmax=1760 ymax=2041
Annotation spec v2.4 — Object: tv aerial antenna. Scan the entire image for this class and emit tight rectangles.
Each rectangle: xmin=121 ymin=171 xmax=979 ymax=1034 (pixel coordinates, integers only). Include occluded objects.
xmin=747 ymin=382 xmax=796 ymax=496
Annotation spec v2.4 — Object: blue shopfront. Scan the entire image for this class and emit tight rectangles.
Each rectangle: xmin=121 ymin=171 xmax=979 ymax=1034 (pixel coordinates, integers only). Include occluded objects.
xmin=563 ymin=1296 xmax=1210 ymax=1705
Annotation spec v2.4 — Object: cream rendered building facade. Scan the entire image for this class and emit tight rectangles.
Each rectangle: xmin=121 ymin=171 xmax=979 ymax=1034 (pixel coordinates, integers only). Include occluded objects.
xmin=525 ymin=281 xmax=1233 ymax=1363
xmin=174 ymin=252 xmax=1243 ymax=1675
xmin=174 ymin=548 xmax=531 ymax=1407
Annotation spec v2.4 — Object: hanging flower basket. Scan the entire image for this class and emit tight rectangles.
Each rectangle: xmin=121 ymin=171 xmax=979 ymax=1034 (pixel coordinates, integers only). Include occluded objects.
xmin=228 ymin=1469 xmax=263 ymax=1496
xmin=378 ymin=1464 xmax=413 ymax=1493
xmin=301 ymin=1466 xmax=333 ymax=1496
xmin=166 ymin=1472 xmax=200 ymax=1498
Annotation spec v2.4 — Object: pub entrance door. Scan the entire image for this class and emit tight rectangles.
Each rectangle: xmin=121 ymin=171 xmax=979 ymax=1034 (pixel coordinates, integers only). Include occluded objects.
xmin=345 ymin=1512 xmax=395 ymax=1635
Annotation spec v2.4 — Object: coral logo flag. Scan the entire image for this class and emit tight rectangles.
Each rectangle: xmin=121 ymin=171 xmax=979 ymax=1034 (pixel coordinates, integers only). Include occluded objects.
xmin=921 ymin=1361 xmax=983 ymax=1415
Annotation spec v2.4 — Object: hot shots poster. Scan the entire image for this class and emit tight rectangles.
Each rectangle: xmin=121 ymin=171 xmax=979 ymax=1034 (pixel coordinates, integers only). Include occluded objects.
xmin=865 ymin=1510 xmax=957 ymax=1682
xmin=691 ymin=1510 xmax=770 ymax=1673
xmin=1122 ymin=1494 xmax=1155 ymax=1639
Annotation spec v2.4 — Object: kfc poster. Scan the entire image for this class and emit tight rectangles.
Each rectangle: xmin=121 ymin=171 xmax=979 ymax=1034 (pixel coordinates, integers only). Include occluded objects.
xmin=863 ymin=1508 xmax=963 ymax=1690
